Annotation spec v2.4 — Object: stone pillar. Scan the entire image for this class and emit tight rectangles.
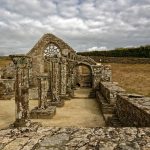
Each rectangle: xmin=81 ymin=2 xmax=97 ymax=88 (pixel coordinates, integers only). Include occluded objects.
xmin=30 ymin=75 xmax=56 ymax=119
xmin=66 ymin=62 xmax=74 ymax=98
xmin=102 ymin=65 xmax=112 ymax=82
xmin=71 ymin=73 xmax=75 ymax=88
xmin=92 ymin=65 xmax=103 ymax=89
xmin=37 ymin=77 xmax=42 ymax=108
xmin=53 ymin=59 xmax=59 ymax=95
xmin=10 ymin=55 xmax=31 ymax=127
xmin=60 ymin=58 xmax=67 ymax=96
xmin=37 ymin=76 xmax=49 ymax=108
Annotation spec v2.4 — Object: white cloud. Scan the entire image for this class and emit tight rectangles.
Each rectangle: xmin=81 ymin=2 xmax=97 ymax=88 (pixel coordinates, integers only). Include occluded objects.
xmin=88 ymin=46 xmax=107 ymax=51
xmin=0 ymin=0 xmax=150 ymax=55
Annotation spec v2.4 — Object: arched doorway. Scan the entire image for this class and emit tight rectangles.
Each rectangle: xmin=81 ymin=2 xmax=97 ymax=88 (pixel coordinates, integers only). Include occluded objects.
xmin=74 ymin=63 xmax=92 ymax=88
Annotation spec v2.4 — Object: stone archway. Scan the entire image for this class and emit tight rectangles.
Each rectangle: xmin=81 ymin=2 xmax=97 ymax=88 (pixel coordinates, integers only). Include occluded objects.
xmin=75 ymin=65 xmax=92 ymax=88
xmin=72 ymin=62 xmax=93 ymax=88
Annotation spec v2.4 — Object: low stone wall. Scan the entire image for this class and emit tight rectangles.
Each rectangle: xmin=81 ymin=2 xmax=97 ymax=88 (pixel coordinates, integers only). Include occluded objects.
xmin=116 ymin=94 xmax=150 ymax=127
xmin=0 ymin=79 xmax=15 ymax=99
xmin=97 ymin=81 xmax=150 ymax=127
xmin=96 ymin=82 xmax=125 ymax=126
xmin=100 ymin=82 xmax=125 ymax=104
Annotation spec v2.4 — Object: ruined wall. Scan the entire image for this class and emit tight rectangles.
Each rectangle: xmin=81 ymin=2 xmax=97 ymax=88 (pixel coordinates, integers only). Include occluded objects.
xmin=92 ymin=65 xmax=112 ymax=89
xmin=0 ymin=79 xmax=15 ymax=99
xmin=0 ymin=63 xmax=15 ymax=79
xmin=116 ymin=94 xmax=150 ymax=127
xmin=27 ymin=33 xmax=75 ymax=83
xmin=97 ymin=81 xmax=150 ymax=127
xmin=100 ymin=82 xmax=125 ymax=104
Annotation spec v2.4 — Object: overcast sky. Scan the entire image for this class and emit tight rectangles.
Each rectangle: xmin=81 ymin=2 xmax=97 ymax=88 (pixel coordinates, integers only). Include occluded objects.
xmin=0 ymin=0 xmax=150 ymax=55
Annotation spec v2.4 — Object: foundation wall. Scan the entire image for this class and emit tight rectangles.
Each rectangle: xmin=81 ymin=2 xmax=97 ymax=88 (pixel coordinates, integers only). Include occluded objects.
xmin=116 ymin=94 xmax=150 ymax=127
xmin=97 ymin=81 xmax=150 ymax=127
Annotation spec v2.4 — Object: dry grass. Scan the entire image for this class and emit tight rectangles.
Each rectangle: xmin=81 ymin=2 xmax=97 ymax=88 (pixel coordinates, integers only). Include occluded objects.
xmin=108 ymin=63 xmax=150 ymax=96
xmin=0 ymin=57 xmax=11 ymax=68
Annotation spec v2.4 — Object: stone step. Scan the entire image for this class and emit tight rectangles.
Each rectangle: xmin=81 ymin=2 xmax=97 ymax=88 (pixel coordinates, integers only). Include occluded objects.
xmin=88 ymin=90 xmax=96 ymax=98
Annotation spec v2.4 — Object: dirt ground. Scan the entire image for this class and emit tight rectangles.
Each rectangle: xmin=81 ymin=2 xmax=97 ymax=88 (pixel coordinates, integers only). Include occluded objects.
xmin=32 ymin=88 xmax=105 ymax=127
xmin=0 ymin=100 xmax=36 ymax=129
xmin=0 ymin=88 xmax=105 ymax=129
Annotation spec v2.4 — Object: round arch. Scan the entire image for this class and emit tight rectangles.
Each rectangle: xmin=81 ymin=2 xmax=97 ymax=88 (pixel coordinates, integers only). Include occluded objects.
xmin=73 ymin=62 xmax=93 ymax=88
xmin=73 ymin=61 xmax=93 ymax=75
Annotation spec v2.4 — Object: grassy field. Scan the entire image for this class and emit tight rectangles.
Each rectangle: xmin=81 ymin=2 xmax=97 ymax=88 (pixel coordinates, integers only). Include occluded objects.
xmin=108 ymin=63 xmax=150 ymax=96
xmin=0 ymin=57 xmax=11 ymax=68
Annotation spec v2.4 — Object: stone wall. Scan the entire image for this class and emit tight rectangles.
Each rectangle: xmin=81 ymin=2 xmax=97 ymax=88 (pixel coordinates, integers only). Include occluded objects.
xmin=27 ymin=33 xmax=76 ymax=84
xmin=97 ymin=81 xmax=150 ymax=127
xmin=92 ymin=65 xmax=112 ymax=89
xmin=96 ymin=82 xmax=125 ymax=125
xmin=0 ymin=63 xmax=15 ymax=79
xmin=100 ymin=82 xmax=125 ymax=104
xmin=116 ymin=94 xmax=150 ymax=127
xmin=0 ymin=79 xmax=15 ymax=99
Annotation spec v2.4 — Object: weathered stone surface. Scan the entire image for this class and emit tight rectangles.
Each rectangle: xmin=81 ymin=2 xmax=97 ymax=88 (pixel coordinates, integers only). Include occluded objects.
xmin=30 ymin=106 xmax=56 ymax=119
xmin=100 ymin=82 xmax=125 ymax=104
xmin=96 ymin=82 xmax=124 ymax=125
xmin=2 ymin=138 xmax=29 ymax=150
xmin=116 ymin=94 xmax=150 ymax=127
xmin=97 ymin=82 xmax=150 ymax=127
xmin=0 ymin=79 xmax=15 ymax=100
xmin=0 ymin=127 xmax=149 ymax=150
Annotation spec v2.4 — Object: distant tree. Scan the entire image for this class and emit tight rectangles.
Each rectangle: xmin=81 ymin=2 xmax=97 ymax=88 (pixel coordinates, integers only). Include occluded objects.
xmin=77 ymin=45 xmax=150 ymax=58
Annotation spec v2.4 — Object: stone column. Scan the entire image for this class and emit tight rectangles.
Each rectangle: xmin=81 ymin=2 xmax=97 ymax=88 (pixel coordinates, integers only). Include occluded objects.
xmin=37 ymin=76 xmax=49 ymax=108
xmin=52 ymin=59 xmax=59 ymax=95
xmin=66 ymin=61 xmax=74 ymax=98
xmin=30 ymin=75 xmax=56 ymax=119
xmin=37 ymin=77 xmax=42 ymax=108
xmin=10 ymin=55 xmax=31 ymax=127
xmin=71 ymin=74 xmax=75 ymax=88
xmin=60 ymin=57 xmax=67 ymax=96
xmin=92 ymin=65 xmax=105 ymax=89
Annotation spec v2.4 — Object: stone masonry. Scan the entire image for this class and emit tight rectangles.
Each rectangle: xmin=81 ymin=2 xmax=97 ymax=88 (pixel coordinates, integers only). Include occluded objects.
xmin=0 ymin=127 xmax=149 ymax=150
xmin=116 ymin=94 xmax=150 ymax=127
xmin=96 ymin=81 xmax=150 ymax=127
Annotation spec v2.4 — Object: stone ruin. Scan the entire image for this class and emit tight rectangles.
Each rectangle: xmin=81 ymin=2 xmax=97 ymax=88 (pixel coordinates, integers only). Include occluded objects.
xmin=0 ymin=33 xmax=112 ymax=127
xmin=0 ymin=33 xmax=149 ymax=128
xmin=0 ymin=33 xmax=149 ymax=149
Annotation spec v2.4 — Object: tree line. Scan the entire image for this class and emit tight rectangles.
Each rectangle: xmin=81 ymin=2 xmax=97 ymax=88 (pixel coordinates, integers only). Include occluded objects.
xmin=77 ymin=45 xmax=150 ymax=58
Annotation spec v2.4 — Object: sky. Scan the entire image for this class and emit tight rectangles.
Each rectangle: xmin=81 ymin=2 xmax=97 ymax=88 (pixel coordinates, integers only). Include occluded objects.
xmin=0 ymin=0 xmax=150 ymax=55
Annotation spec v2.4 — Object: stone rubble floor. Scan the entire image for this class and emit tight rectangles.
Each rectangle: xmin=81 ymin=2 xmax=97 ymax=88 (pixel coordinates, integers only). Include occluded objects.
xmin=0 ymin=127 xmax=150 ymax=150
